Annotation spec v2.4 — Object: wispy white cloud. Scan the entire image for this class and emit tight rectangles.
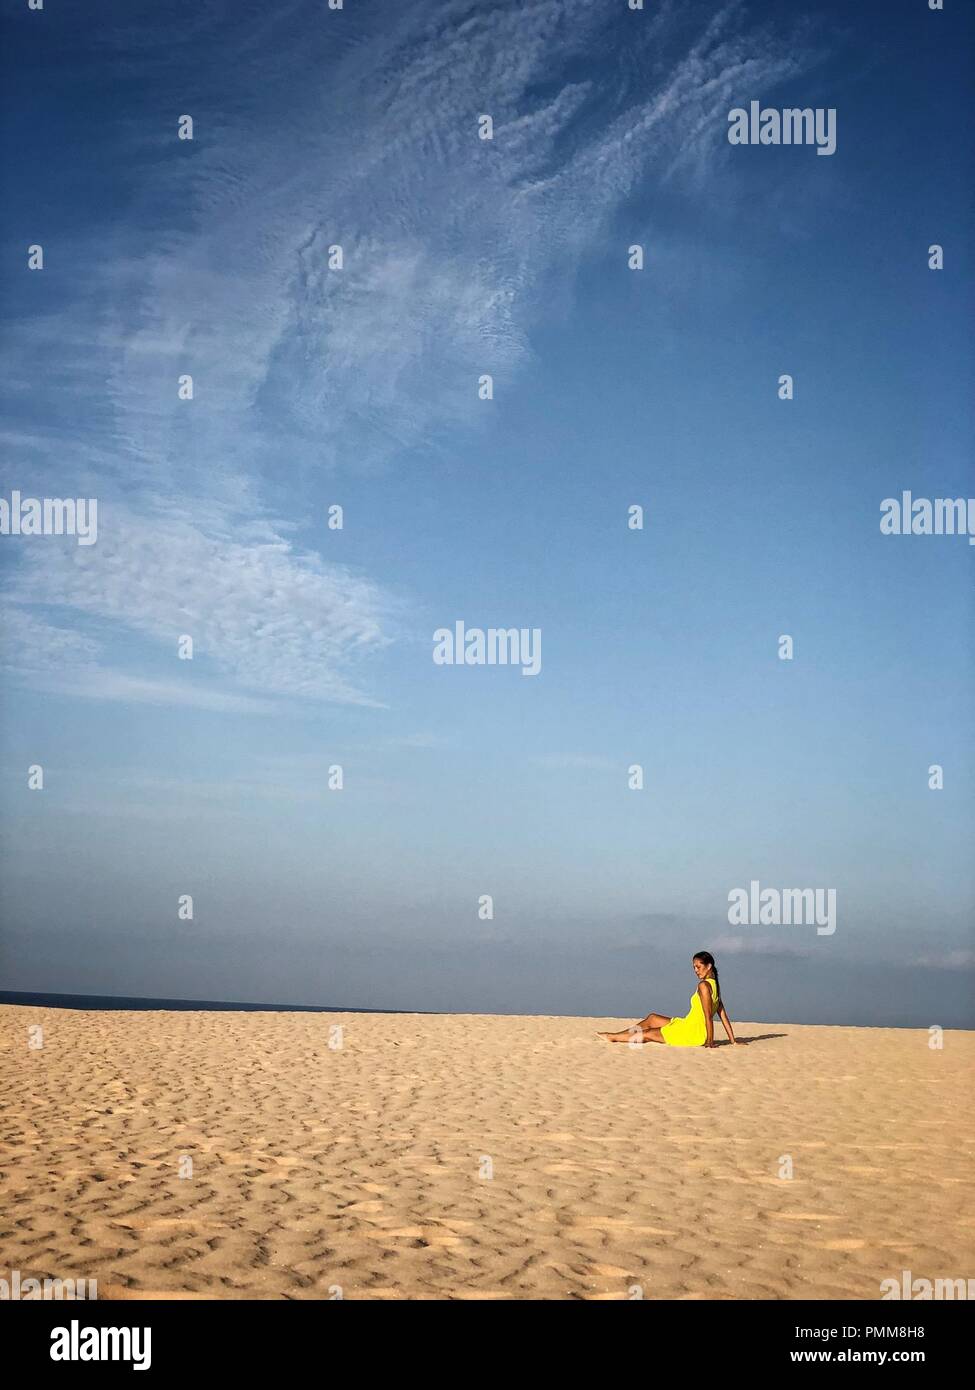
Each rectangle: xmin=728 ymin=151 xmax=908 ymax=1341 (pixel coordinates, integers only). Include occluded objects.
xmin=912 ymin=950 xmax=975 ymax=971
xmin=1 ymin=0 xmax=812 ymax=710
xmin=5 ymin=512 xmax=396 ymax=709
xmin=0 ymin=601 xmax=275 ymax=714
xmin=710 ymin=934 xmax=816 ymax=959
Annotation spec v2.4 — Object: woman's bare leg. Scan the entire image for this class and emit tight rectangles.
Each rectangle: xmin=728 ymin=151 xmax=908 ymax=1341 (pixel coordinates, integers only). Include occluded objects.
xmin=598 ymin=1016 xmax=670 ymax=1043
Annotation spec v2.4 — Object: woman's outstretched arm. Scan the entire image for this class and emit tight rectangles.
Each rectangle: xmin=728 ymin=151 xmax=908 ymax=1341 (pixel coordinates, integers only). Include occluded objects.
xmin=717 ymin=1005 xmax=740 ymax=1044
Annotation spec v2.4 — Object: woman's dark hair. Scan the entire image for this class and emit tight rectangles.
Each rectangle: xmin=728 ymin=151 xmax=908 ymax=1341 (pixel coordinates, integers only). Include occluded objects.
xmin=693 ymin=951 xmax=721 ymax=1010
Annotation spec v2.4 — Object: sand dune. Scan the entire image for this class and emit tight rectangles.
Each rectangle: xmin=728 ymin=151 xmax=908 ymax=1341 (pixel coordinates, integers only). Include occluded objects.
xmin=2 ymin=1005 xmax=971 ymax=1300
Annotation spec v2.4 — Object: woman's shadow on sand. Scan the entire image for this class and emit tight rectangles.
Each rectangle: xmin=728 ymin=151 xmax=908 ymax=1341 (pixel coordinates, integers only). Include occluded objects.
xmin=712 ymin=1033 xmax=788 ymax=1045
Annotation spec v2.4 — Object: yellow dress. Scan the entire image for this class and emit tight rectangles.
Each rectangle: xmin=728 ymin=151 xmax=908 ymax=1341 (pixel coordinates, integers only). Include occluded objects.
xmin=660 ymin=975 xmax=719 ymax=1046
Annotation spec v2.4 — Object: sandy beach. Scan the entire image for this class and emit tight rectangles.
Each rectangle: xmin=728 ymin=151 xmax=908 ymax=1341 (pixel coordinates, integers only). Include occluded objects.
xmin=2 ymin=1005 xmax=971 ymax=1301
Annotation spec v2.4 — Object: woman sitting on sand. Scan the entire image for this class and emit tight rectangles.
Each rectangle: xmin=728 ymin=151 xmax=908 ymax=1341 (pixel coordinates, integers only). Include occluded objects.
xmin=598 ymin=952 xmax=740 ymax=1047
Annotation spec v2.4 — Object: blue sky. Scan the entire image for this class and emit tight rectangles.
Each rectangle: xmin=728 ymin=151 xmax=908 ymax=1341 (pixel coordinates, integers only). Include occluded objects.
xmin=1 ymin=0 xmax=973 ymax=1026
